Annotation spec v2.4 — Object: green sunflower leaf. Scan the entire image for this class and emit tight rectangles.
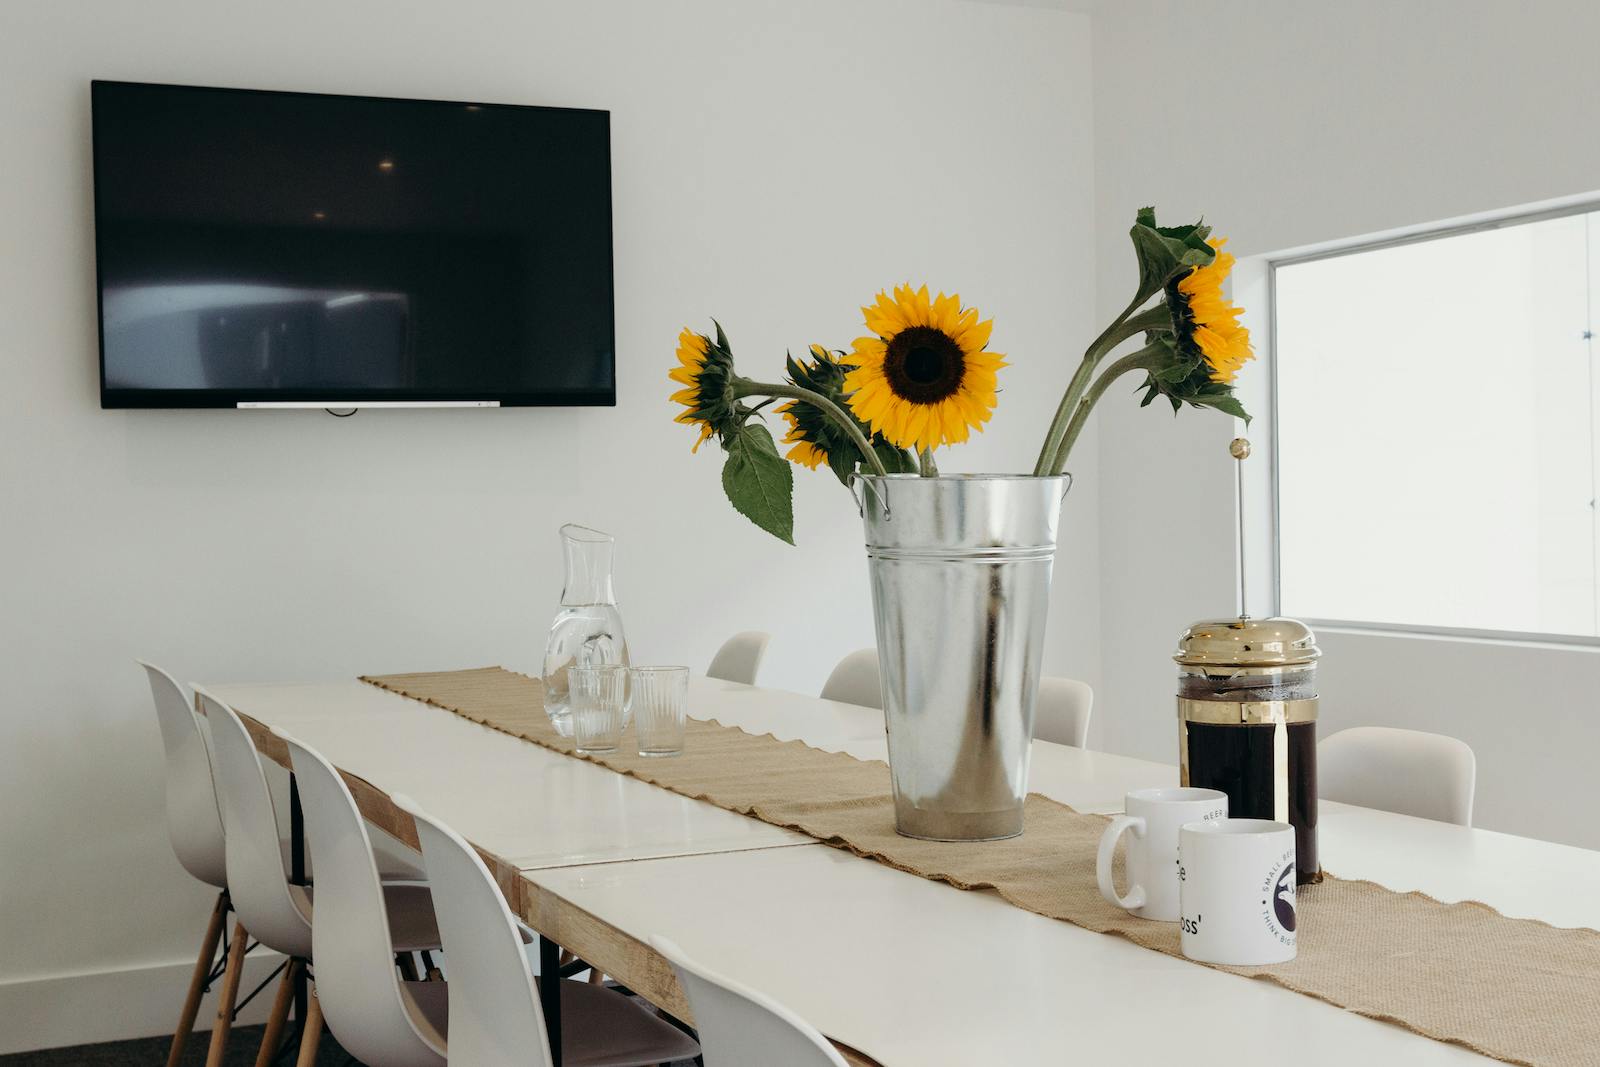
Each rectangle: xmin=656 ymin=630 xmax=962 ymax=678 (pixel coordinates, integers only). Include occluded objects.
xmin=1129 ymin=225 xmax=1184 ymax=302
xmin=874 ymin=442 xmax=919 ymax=475
xmin=722 ymin=423 xmax=795 ymax=545
xmin=825 ymin=440 xmax=859 ymax=487
xmin=1153 ymin=361 xmax=1194 ymax=384
xmin=1186 ymin=392 xmax=1253 ymax=424
xmin=1129 ymin=208 xmax=1217 ymax=302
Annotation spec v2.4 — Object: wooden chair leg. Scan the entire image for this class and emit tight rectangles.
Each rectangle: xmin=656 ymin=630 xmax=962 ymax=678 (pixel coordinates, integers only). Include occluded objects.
xmin=253 ymin=959 xmax=299 ymax=1067
xmin=167 ymin=890 xmax=228 ymax=1067
xmin=294 ymin=987 xmax=324 ymax=1067
xmin=203 ymin=920 xmax=249 ymax=1067
xmin=587 ymin=967 xmax=605 ymax=985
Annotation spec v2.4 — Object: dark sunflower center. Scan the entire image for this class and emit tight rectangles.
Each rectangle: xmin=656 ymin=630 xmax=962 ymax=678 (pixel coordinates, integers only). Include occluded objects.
xmin=884 ymin=326 xmax=965 ymax=404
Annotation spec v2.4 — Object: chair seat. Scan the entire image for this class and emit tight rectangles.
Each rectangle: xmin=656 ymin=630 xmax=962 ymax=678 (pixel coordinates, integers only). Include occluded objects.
xmin=403 ymin=977 xmax=701 ymax=1067
xmin=278 ymin=836 xmax=427 ymax=882
xmin=288 ymin=883 xmax=443 ymax=952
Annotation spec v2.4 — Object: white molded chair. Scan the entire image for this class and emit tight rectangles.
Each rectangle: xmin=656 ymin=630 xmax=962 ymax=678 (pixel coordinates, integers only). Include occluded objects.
xmin=393 ymin=794 xmax=701 ymax=1066
xmin=707 ymin=631 xmax=772 ymax=686
xmin=1319 ymin=726 xmax=1477 ymax=826
xmin=140 ymin=662 xmax=230 ymax=1067
xmin=277 ymin=729 xmax=449 ymax=1067
xmin=143 ymin=662 xmax=228 ymax=890
xmin=1033 ymin=677 xmax=1093 ymax=748
xmin=199 ymin=689 xmax=440 ymax=1067
xmin=650 ymin=936 xmax=847 ymax=1067
xmin=819 ymin=649 xmax=881 ymax=709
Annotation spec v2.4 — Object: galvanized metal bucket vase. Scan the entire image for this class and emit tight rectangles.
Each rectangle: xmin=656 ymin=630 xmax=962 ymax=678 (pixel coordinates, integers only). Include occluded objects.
xmin=856 ymin=474 xmax=1069 ymax=841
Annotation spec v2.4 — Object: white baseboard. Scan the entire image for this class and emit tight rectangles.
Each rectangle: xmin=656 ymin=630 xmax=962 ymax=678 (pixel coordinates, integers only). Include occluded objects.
xmin=0 ymin=949 xmax=290 ymax=1055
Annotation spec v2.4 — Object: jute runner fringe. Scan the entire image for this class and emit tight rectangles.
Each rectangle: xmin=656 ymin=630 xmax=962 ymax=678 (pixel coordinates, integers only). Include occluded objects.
xmin=364 ymin=667 xmax=1600 ymax=1067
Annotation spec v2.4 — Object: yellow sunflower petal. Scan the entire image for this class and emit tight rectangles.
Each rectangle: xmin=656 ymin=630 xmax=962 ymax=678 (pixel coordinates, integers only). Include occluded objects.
xmin=863 ymin=291 xmax=909 ymax=338
xmin=954 ymin=315 xmax=993 ymax=355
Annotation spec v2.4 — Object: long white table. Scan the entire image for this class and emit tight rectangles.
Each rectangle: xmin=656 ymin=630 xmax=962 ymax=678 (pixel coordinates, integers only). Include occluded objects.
xmin=207 ymin=675 xmax=1600 ymax=1065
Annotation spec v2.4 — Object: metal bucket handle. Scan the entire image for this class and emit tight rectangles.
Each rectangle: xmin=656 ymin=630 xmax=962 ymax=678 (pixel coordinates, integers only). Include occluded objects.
xmin=846 ymin=473 xmax=891 ymax=520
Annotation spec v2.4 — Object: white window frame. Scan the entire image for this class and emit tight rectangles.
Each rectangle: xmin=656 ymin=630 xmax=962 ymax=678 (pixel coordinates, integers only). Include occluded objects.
xmin=1240 ymin=190 xmax=1600 ymax=649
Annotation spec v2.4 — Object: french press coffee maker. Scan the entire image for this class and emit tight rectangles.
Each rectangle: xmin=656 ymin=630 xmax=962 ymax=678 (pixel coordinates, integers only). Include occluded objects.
xmin=1174 ymin=439 xmax=1321 ymax=885
xmin=1174 ymin=615 xmax=1321 ymax=884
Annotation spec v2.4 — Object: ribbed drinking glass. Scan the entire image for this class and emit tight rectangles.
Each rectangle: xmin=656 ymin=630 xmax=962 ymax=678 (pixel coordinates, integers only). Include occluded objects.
xmin=569 ymin=664 xmax=628 ymax=754
xmin=631 ymin=666 xmax=689 ymax=757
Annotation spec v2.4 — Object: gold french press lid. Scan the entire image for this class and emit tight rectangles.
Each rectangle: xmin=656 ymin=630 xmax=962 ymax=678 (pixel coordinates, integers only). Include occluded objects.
xmin=1174 ymin=616 xmax=1320 ymax=667
xmin=1175 ymin=440 xmax=1321 ymax=669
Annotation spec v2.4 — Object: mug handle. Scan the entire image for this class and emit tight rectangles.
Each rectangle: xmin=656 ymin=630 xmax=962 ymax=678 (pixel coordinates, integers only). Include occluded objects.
xmin=1096 ymin=814 xmax=1148 ymax=911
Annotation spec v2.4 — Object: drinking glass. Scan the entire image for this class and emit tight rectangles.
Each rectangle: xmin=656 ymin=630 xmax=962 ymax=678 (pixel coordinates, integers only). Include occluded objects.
xmin=631 ymin=666 xmax=689 ymax=756
xmin=568 ymin=664 xmax=629 ymax=754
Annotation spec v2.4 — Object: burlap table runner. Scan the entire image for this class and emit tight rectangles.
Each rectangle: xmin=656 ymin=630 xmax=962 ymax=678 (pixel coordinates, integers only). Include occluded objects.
xmin=364 ymin=667 xmax=1600 ymax=1066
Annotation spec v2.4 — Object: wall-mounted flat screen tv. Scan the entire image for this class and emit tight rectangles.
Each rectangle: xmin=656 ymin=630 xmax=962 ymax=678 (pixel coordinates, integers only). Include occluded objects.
xmin=92 ymin=81 xmax=614 ymax=408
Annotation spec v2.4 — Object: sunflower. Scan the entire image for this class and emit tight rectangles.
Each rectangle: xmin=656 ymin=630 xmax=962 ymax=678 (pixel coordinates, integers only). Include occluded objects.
xmin=841 ymin=285 xmax=1004 ymax=454
xmin=777 ymin=345 xmax=842 ymax=468
xmin=669 ymin=326 xmax=743 ymax=451
xmin=778 ymin=403 xmax=829 ymax=470
xmin=777 ymin=344 xmax=909 ymax=477
xmin=1167 ymin=238 xmax=1253 ymax=383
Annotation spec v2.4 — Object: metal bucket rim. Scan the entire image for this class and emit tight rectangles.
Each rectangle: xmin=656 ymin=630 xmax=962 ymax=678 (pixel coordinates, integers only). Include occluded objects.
xmin=856 ymin=473 xmax=1070 ymax=482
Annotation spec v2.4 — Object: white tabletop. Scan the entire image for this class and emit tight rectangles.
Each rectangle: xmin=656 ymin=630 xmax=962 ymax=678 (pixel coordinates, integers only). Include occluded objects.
xmin=210 ymin=674 xmax=1600 ymax=1065
xmin=206 ymin=678 xmax=813 ymax=871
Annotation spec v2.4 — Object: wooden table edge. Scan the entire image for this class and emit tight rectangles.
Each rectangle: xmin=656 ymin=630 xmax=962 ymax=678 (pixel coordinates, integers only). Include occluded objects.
xmin=227 ymin=704 xmax=883 ymax=1067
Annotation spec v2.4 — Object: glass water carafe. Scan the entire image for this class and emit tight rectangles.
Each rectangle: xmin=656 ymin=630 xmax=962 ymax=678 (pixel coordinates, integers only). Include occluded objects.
xmin=542 ymin=524 xmax=630 ymax=736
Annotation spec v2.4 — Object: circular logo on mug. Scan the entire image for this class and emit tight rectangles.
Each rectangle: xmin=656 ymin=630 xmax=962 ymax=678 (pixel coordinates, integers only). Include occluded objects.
xmin=1258 ymin=850 xmax=1296 ymax=943
xmin=1272 ymin=862 xmax=1296 ymax=932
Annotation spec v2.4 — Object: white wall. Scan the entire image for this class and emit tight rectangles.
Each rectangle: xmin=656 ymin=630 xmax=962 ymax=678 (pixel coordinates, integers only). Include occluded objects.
xmin=0 ymin=0 xmax=1095 ymax=1048
xmin=1088 ymin=0 xmax=1600 ymax=846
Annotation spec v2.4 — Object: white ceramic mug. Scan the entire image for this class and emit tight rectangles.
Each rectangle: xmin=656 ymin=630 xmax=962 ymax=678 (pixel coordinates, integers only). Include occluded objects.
xmin=1178 ymin=818 xmax=1298 ymax=965
xmin=1096 ymin=787 xmax=1228 ymax=922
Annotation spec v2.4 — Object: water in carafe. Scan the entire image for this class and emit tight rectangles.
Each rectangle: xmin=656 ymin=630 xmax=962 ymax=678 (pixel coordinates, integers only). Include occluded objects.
xmin=542 ymin=524 xmax=629 ymax=736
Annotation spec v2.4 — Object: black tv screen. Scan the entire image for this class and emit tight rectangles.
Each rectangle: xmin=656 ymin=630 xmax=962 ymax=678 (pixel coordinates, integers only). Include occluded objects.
xmin=92 ymin=81 xmax=614 ymax=408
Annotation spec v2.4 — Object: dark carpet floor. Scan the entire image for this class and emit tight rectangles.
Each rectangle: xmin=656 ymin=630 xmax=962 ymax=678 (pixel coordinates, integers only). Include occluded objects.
xmin=0 ymin=1024 xmax=354 ymax=1066
xmin=2 ymin=1022 xmax=701 ymax=1066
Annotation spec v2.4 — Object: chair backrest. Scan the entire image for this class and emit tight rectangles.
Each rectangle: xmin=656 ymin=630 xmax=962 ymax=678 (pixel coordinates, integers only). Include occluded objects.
xmin=195 ymin=686 xmax=311 ymax=957
xmin=707 ymin=631 xmax=772 ymax=686
xmin=1032 ymin=676 xmax=1093 ymax=748
xmin=394 ymin=794 xmax=552 ymax=1067
xmin=650 ymin=937 xmax=847 ymax=1067
xmin=819 ymin=649 xmax=881 ymax=709
xmin=276 ymin=730 xmax=445 ymax=1067
xmin=1319 ymin=725 xmax=1477 ymax=826
xmin=139 ymin=661 xmax=227 ymax=888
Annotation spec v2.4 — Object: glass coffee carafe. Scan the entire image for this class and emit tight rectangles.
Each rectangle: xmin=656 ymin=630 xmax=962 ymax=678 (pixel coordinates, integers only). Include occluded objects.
xmin=542 ymin=524 xmax=629 ymax=737
xmin=1175 ymin=616 xmax=1322 ymax=885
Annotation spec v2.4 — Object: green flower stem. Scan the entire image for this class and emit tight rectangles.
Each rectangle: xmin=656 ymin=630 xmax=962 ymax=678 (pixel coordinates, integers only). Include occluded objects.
xmin=736 ymin=380 xmax=890 ymax=478
xmin=1047 ymin=342 xmax=1168 ymax=474
xmin=1032 ymin=292 xmax=1149 ymax=477
xmin=1033 ymin=357 xmax=1099 ymax=478
xmin=1031 ymin=301 xmax=1177 ymax=477
xmin=918 ymin=448 xmax=938 ymax=477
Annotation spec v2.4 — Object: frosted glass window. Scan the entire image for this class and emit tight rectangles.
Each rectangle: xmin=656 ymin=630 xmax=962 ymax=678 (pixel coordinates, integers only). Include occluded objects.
xmin=1275 ymin=212 xmax=1600 ymax=639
